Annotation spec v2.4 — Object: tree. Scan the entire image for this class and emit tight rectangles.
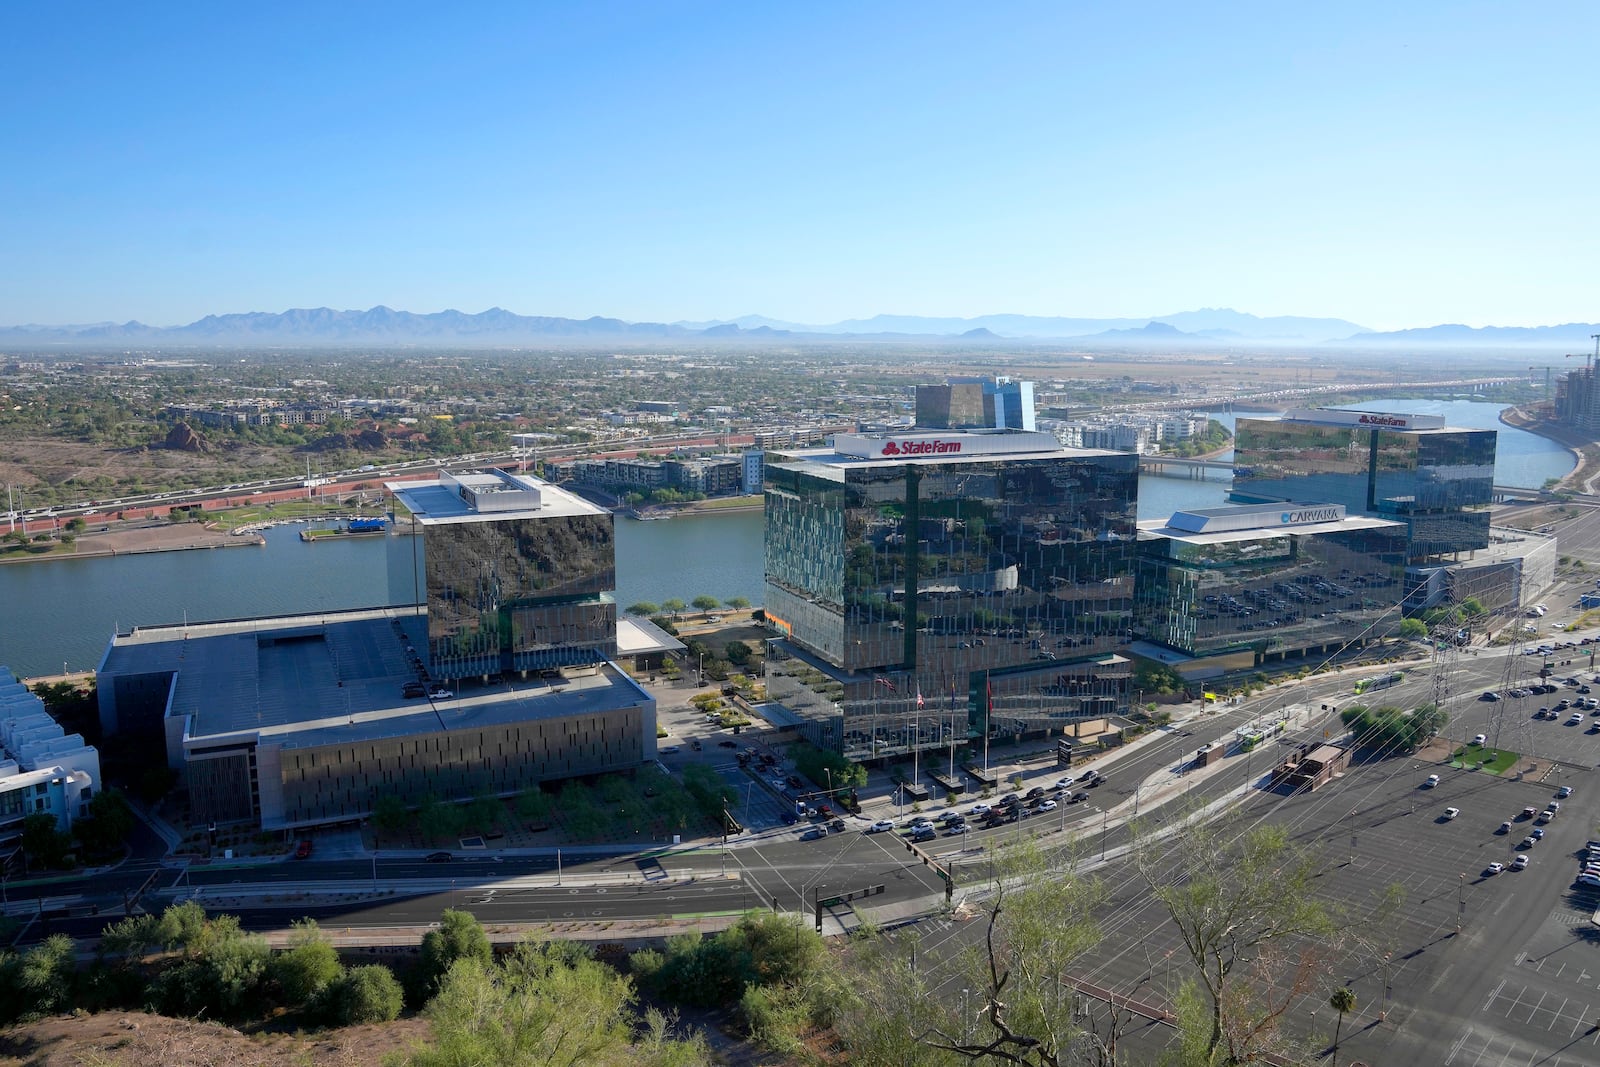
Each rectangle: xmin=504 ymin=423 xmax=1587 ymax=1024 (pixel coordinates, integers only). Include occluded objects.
xmin=1329 ymin=987 xmax=1357 ymax=1067
xmin=1135 ymin=821 xmax=1358 ymax=1065
xmin=626 ymin=601 xmax=661 ymax=617
xmin=405 ymin=940 xmax=710 ymax=1067
xmin=418 ymin=795 xmax=467 ymax=843
xmin=839 ymin=840 xmax=1105 ymax=1065
xmin=661 ymin=598 xmax=687 ymax=618
xmin=1398 ymin=618 xmax=1428 ymax=641
xmin=418 ymin=909 xmax=493 ymax=995
xmin=692 ymin=595 xmax=720 ymax=614
xmin=724 ymin=596 xmax=751 ymax=610
xmin=272 ymin=919 xmax=343 ymax=1005
xmin=21 ymin=812 xmax=71 ymax=869
xmin=373 ymin=793 xmax=410 ymax=833
xmin=74 ymin=787 xmax=135 ymax=856
xmin=15 ymin=934 xmax=77 ymax=1020
xmin=725 ymin=641 xmax=752 ymax=666
xmin=321 ymin=963 xmax=404 ymax=1024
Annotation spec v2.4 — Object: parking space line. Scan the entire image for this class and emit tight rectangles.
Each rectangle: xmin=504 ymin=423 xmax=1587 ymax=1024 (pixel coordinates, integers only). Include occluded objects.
xmin=1526 ymin=991 xmax=1549 ymax=1024
xmin=1549 ymin=996 xmax=1570 ymax=1030
xmin=1504 ymin=984 xmax=1527 ymax=1017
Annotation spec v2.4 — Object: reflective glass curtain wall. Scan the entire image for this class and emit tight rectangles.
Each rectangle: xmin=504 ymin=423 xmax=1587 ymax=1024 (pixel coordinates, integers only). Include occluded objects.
xmin=765 ymin=451 xmax=1138 ymax=756
xmin=389 ymin=514 xmax=616 ymax=679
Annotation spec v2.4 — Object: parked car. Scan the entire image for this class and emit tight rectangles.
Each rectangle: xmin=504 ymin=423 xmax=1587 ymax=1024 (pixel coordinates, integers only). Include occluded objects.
xmin=1520 ymin=806 xmax=1538 ymax=819
xmin=1443 ymin=807 xmax=1460 ymax=820
xmin=1530 ymin=827 xmax=1546 ymax=840
xmin=1485 ymin=862 xmax=1504 ymax=875
xmin=401 ymin=680 xmax=427 ymax=698
xmin=1422 ymin=774 xmax=1440 ymax=788
xmin=1512 ymin=855 xmax=1530 ymax=870
xmin=1519 ymin=836 xmax=1538 ymax=850
xmin=781 ymin=811 xmax=799 ymax=826
xmin=1497 ymin=821 xmax=1512 ymax=834
xmin=1559 ymin=786 xmax=1574 ymax=798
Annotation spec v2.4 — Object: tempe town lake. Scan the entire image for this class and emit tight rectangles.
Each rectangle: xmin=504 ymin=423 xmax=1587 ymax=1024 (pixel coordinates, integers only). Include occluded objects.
xmin=0 ymin=399 xmax=1577 ymax=680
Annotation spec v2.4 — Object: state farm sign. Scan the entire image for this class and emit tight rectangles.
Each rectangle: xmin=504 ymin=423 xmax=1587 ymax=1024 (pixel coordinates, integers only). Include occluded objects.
xmin=832 ymin=430 xmax=1062 ymax=460
xmin=881 ymin=439 xmax=962 ymax=456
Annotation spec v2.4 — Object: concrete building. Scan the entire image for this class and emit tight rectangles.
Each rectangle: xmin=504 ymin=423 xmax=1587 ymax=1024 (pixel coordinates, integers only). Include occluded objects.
xmin=96 ymin=469 xmax=657 ymax=830
xmin=1134 ymin=503 xmax=1408 ymax=677
xmin=0 ymin=668 xmax=101 ymax=867
xmin=97 ymin=611 xmax=655 ymax=830
xmin=742 ymin=449 xmax=765 ymax=495
xmin=762 ymin=426 xmax=1138 ymax=761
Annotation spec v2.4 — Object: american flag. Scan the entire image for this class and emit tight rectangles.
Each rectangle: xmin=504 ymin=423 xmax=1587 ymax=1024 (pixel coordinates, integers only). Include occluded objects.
xmin=875 ymin=676 xmax=896 ymax=692
xmin=916 ymin=687 xmax=925 ymax=709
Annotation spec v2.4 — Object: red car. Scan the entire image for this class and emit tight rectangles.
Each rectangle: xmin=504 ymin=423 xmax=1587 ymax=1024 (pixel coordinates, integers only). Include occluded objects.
xmin=294 ymin=839 xmax=313 ymax=859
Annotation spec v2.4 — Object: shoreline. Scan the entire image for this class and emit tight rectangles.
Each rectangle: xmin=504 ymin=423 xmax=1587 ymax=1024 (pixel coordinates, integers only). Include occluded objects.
xmin=1499 ymin=405 xmax=1594 ymax=493
xmin=0 ymin=525 xmax=265 ymax=566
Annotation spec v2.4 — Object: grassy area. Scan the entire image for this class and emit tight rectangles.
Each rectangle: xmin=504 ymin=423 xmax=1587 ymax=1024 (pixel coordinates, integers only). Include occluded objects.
xmin=686 ymin=494 xmax=762 ymax=510
xmin=208 ymin=499 xmax=370 ymax=525
xmin=1449 ymin=745 xmax=1521 ymax=774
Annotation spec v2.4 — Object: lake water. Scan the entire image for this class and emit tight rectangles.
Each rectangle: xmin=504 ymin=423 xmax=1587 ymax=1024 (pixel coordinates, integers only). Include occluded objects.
xmin=0 ymin=399 xmax=1573 ymax=678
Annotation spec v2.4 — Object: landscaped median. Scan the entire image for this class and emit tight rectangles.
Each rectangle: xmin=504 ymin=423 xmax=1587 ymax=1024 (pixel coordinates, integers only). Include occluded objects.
xmin=1448 ymin=744 xmax=1520 ymax=774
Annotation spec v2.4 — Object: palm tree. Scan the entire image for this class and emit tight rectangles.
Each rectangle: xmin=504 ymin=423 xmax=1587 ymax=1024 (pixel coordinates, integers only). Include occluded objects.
xmin=1329 ymin=986 xmax=1357 ymax=1067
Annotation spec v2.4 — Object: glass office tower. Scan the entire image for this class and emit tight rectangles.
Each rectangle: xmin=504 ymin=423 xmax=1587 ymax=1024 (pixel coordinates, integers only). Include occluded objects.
xmin=1135 ymin=504 xmax=1408 ymax=665
xmin=763 ymin=429 xmax=1137 ymax=758
xmin=1232 ymin=409 xmax=1495 ymax=562
xmin=388 ymin=470 xmax=616 ymax=679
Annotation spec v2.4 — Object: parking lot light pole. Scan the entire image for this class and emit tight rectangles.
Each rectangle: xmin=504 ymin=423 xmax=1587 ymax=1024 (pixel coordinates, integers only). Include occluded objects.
xmin=1457 ymin=872 xmax=1465 ymax=933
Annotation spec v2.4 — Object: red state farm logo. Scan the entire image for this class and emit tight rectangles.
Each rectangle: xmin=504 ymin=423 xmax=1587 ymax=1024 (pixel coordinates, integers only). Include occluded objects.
xmin=881 ymin=441 xmax=902 ymax=456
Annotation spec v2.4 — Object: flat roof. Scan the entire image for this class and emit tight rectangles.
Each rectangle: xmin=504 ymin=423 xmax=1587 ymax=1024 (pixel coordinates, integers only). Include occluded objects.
xmin=386 ymin=468 xmax=607 ymax=525
xmin=100 ymin=609 xmax=650 ymax=751
xmin=1252 ymin=408 xmax=1473 ymax=434
xmin=1138 ymin=511 xmax=1404 ymax=546
xmin=772 ymin=431 xmax=1127 ymax=475
xmin=615 ymin=616 xmax=686 ymax=657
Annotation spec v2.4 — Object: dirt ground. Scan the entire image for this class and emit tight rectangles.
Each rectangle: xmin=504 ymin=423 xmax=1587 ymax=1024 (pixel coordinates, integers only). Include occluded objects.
xmin=0 ymin=521 xmax=258 ymax=566
xmin=0 ymin=1012 xmax=434 ymax=1067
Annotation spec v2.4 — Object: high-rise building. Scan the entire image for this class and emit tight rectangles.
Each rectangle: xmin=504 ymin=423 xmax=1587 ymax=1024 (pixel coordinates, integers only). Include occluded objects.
xmin=388 ymin=470 xmax=617 ymax=680
xmin=922 ymin=377 xmax=1038 ymax=432
xmin=1231 ymin=408 xmax=1495 ymax=564
xmin=914 ymin=383 xmax=990 ymax=430
xmin=762 ymin=427 xmax=1138 ymax=761
xmin=1134 ymin=503 xmax=1408 ymax=674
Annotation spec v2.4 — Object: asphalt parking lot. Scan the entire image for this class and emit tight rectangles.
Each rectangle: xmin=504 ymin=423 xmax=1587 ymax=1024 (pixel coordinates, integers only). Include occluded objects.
xmin=1060 ymin=746 xmax=1600 ymax=1066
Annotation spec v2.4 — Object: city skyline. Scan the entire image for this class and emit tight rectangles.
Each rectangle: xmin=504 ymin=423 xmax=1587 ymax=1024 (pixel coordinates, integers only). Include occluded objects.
xmin=4 ymin=3 xmax=1598 ymax=330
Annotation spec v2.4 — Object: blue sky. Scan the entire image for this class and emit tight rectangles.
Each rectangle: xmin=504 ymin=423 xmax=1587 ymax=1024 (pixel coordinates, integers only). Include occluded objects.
xmin=2 ymin=1 xmax=1596 ymax=330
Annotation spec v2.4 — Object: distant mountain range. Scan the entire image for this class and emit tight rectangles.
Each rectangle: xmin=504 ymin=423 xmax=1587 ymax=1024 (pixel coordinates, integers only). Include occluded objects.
xmin=1 ymin=304 xmax=1593 ymax=348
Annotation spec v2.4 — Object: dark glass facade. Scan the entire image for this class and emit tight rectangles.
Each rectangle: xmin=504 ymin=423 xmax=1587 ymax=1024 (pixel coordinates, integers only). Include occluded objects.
xmin=1232 ymin=418 xmax=1494 ymax=560
xmin=1135 ymin=523 xmax=1408 ymax=661
xmin=763 ymin=446 xmax=1138 ymax=757
xmin=389 ymin=513 xmax=616 ymax=679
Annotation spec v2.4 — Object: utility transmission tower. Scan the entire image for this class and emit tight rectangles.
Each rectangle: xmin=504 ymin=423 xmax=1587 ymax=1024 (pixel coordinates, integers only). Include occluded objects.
xmin=1491 ymin=608 xmax=1529 ymax=753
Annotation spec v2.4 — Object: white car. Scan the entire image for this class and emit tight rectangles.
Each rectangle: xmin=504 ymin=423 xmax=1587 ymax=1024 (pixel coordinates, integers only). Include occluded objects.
xmin=1485 ymin=862 xmax=1504 ymax=875
xmin=867 ymin=820 xmax=895 ymax=833
xmin=1577 ymin=873 xmax=1600 ymax=887
xmin=1512 ymin=854 xmax=1530 ymax=870
xmin=1422 ymin=774 xmax=1440 ymax=788
xmin=1443 ymin=807 xmax=1460 ymax=820
xmin=1038 ymin=799 xmax=1058 ymax=811
xmin=1471 ymin=734 xmax=1487 ymax=745
xmin=969 ymin=803 xmax=991 ymax=817
xmin=1054 ymin=776 xmax=1075 ymax=789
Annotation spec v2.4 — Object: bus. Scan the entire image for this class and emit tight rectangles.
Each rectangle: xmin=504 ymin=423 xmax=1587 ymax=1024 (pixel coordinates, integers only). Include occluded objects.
xmin=1354 ymin=671 xmax=1405 ymax=695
